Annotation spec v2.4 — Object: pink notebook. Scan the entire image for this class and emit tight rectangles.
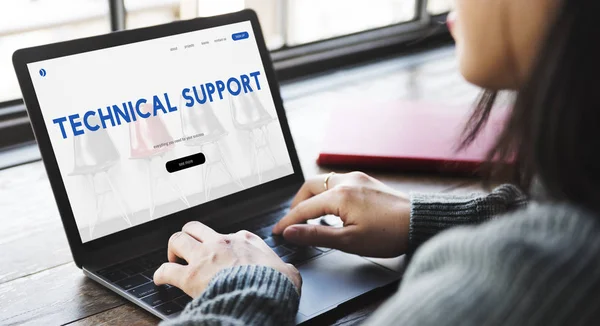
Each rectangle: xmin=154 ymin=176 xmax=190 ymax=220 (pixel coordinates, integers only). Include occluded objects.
xmin=317 ymin=101 xmax=507 ymax=175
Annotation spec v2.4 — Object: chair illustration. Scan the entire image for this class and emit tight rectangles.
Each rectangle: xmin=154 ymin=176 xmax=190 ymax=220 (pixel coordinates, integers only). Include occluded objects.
xmin=229 ymin=92 xmax=277 ymax=182
xmin=129 ymin=105 xmax=190 ymax=217
xmin=68 ymin=127 xmax=131 ymax=239
xmin=179 ymin=95 xmax=243 ymax=201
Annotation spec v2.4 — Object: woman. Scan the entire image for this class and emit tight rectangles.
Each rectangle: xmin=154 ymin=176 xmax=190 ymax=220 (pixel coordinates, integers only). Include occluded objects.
xmin=154 ymin=0 xmax=600 ymax=324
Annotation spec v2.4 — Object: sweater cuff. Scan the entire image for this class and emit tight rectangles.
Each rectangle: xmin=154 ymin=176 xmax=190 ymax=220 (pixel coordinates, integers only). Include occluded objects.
xmin=408 ymin=184 xmax=526 ymax=254
xmin=175 ymin=265 xmax=299 ymax=325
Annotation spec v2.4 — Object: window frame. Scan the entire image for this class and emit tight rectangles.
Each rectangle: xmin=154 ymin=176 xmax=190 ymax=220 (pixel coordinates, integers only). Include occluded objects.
xmin=0 ymin=0 xmax=451 ymax=157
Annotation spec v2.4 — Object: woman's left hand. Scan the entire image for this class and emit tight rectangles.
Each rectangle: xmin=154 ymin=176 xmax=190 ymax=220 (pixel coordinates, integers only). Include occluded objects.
xmin=153 ymin=221 xmax=302 ymax=298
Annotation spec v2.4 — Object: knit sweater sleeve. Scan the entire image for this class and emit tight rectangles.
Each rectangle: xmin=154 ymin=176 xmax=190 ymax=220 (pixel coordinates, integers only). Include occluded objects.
xmin=408 ymin=183 xmax=527 ymax=254
xmin=161 ymin=265 xmax=299 ymax=326
xmin=365 ymin=203 xmax=600 ymax=326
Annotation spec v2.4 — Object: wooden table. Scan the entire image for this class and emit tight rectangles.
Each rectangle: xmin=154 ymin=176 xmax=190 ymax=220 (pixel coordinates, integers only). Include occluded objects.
xmin=0 ymin=47 xmax=483 ymax=325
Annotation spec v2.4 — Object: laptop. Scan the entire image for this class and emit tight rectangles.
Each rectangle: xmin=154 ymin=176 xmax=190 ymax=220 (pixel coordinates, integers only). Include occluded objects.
xmin=12 ymin=9 xmax=401 ymax=324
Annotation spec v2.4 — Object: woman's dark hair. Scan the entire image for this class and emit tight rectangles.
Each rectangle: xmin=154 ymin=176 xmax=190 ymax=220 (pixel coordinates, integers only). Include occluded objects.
xmin=460 ymin=0 xmax=600 ymax=211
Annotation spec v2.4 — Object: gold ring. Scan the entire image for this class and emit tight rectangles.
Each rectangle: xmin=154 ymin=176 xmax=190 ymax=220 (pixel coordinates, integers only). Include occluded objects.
xmin=324 ymin=172 xmax=335 ymax=191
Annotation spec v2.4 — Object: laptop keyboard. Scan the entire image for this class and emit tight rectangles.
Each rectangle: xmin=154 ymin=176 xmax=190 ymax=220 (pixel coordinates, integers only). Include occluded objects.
xmin=97 ymin=249 xmax=190 ymax=316
xmin=96 ymin=207 xmax=331 ymax=316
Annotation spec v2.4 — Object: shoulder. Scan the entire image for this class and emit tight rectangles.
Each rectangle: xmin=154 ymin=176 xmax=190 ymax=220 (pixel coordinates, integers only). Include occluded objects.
xmin=402 ymin=203 xmax=600 ymax=325
xmin=411 ymin=202 xmax=600 ymax=266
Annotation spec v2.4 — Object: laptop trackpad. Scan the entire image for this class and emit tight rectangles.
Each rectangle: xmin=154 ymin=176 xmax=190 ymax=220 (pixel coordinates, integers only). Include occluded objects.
xmin=296 ymin=250 xmax=400 ymax=319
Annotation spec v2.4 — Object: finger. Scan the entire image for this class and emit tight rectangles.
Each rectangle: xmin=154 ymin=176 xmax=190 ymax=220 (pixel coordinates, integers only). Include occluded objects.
xmin=153 ymin=262 xmax=187 ymax=287
xmin=168 ymin=231 xmax=202 ymax=263
xmin=235 ymin=229 xmax=260 ymax=241
xmin=289 ymin=178 xmax=321 ymax=209
xmin=182 ymin=221 xmax=219 ymax=242
xmin=290 ymin=173 xmax=340 ymax=208
xmin=273 ymin=191 xmax=341 ymax=234
xmin=282 ymin=224 xmax=352 ymax=249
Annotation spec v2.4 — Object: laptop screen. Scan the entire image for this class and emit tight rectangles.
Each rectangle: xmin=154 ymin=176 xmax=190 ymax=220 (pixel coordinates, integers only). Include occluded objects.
xmin=26 ymin=21 xmax=294 ymax=243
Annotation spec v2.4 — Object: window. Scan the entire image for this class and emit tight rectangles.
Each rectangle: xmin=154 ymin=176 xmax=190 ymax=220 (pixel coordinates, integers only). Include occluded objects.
xmin=0 ymin=0 xmax=453 ymax=155
xmin=124 ymin=0 xmax=287 ymax=49
xmin=0 ymin=0 xmax=110 ymax=103
xmin=285 ymin=0 xmax=417 ymax=46
xmin=2 ymin=0 xmax=452 ymax=104
xmin=123 ymin=0 xmax=432 ymax=49
xmin=124 ymin=0 xmax=180 ymax=30
xmin=428 ymin=0 xmax=455 ymax=15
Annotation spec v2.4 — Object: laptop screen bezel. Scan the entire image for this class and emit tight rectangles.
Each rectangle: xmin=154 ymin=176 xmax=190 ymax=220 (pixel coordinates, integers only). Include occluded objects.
xmin=12 ymin=9 xmax=304 ymax=266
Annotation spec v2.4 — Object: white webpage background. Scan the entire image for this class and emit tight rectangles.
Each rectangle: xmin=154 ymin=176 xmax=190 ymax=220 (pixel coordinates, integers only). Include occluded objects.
xmin=27 ymin=21 xmax=293 ymax=242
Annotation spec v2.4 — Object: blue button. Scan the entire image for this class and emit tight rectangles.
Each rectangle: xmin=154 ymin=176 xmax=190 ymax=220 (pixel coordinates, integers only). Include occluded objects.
xmin=232 ymin=32 xmax=249 ymax=41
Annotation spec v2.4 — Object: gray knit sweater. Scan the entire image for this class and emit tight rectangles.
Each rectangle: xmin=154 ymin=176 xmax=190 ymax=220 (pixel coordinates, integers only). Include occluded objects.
xmin=164 ymin=185 xmax=600 ymax=325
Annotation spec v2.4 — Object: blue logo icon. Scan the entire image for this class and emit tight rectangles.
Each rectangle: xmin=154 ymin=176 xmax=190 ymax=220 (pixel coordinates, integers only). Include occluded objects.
xmin=39 ymin=69 xmax=47 ymax=77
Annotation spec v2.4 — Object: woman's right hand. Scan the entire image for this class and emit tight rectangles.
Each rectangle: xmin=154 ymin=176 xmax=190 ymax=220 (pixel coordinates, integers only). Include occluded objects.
xmin=272 ymin=172 xmax=411 ymax=258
